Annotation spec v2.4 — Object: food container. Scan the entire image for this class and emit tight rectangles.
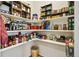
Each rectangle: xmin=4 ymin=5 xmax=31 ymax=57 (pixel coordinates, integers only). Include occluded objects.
xmin=53 ymin=10 xmax=57 ymax=14
xmin=31 ymin=25 xmax=38 ymax=29
xmin=41 ymin=25 xmax=45 ymax=29
xmin=22 ymin=35 xmax=27 ymax=42
xmin=31 ymin=45 xmax=39 ymax=57
xmin=54 ymin=24 xmax=59 ymax=30
xmin=63 ymin=24 xmax=67 ymax=30
xmin=58 ymin=24 xmax=62 ymax=30
xmin=42 ymin=35 xmax=47 ymax=39
xmin=12 ymin=36 xmax=16 ymax=45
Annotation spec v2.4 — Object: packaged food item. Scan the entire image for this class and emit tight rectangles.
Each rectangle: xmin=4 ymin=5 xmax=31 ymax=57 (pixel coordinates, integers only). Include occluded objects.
xmin=0 ymin=5 xmax=10 ymax=13
xmin=68 ymin=17 xmax=74 ymax=30
xmin=24 ymin=33 xmax=28 ymax=41
xmin=54 ymin=24 xmax=59 ymax=30
xmin=15 ymin=35 xmax=19 ymax=44
xmin=8 ymin=39 xmax=13 ymax=46
xmin=42 ymin=35 xmax=47 ymax=39
xmin=22 ymin=5 xmax=26 ymax=11
xmin=41 ymin=24 xmax=45 ymax=29
xmin=63 ymin=24 xmax=67 ymax=30
xmin=53 ymin=10 xmax=57 ymax=14
xmin=31 ymin=25 xmax=38 ymax=30
xmin=18 ymin=32 xmax=22 ymax=43
xmin=26 ymin=33 xmax=31 ymax=41
xmin=68 ymin=6 xmax=74 ymax=15
xmin=12 ymin=36 xmax=16 ymax=45
xmin=58 ymin=24 xmax=62 ymax=30
xmin=32 ymin=14 xmax=38 ymax=20
xmin=22 ymin=35 xmax=27 ymax=42
xmin=68 ymin=1 xmax=74 ymax=15
xmin=33 ymin=32 xmax=37 ymax=38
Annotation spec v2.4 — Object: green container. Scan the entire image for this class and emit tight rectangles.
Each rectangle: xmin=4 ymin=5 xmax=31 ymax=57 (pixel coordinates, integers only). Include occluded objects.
xmin=68 ymin=6 xmax=74 ymax=15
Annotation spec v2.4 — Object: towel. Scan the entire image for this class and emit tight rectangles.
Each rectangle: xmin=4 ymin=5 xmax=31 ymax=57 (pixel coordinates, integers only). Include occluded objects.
xmin=0 ymin=15 xmax=8 ymax=47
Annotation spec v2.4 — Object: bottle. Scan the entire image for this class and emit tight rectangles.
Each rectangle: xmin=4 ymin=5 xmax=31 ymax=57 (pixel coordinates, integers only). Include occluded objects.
xmin=18 ymin=32 xmax=22 ymax=43
xmin=63 ymin=24 xmax=67 ymax=30
xmin=68 ymin=17 xmax=74 ymax=30
xmin=41 ymin=24 xmax=45 ymax=29
xmin=8 ymin=39 xmax=13 ymax=47
xmin=22 ymin=35 xmax=27 ymax=42
xmin=12 ymin=36 xmax=16 ymax=45
xmin=68 ymin=1 xmax=74 ymax=15
xmin=25 ymin=33 xmax=28 ymax=41
xmin=27 ymin=34 xmax=31 ymax=41
xmin=54 ymin=24 xmax=59 ymax=30
xmin=31 ymin=33 xmax=34 ymax=39
xmin=10 ymin=20 xmax=14 ymax=30
xmin=15 ymin=35 xmax=19 ymax=44
xmin=34 ymin=32 xmax=36 ymax=38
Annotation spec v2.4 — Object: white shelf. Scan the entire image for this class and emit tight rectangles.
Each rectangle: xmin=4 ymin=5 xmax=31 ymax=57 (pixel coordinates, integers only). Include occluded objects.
xmin=32 ymin=38 xmax=65 ymax=46
xmin=0 ymin=39 xmax=36 ymax=52
xmin=50 ymin=15 xmax=74 ymax=21
xmin=67 ymin=15 xmax=74 ymax=18
xmin=0 ymin=12 xmax=40 ymax=23
xmin=0 ymin=12 xmax=27 ymax=20
xmin=0 ymin=38 xmax=65 ymax=52
xmin=0 ymin=12 xmax=74 ymax=23
xmin=38 ymin=39 xmax=65 ymax=46
xmin=7 ymin=30 xmax=74 ymax=33
xmin=7 ymin=30 xmax=74 ymax=36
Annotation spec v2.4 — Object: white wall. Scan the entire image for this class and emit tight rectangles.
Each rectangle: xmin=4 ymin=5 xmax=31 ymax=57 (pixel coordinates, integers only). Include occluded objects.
xmin=74 ymin=1 xmax=79 ymax=57
xmin=23 ymin=1 xmax=68 ymax=18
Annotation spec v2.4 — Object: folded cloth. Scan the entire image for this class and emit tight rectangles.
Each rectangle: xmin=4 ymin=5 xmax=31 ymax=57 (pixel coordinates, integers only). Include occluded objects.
xmin=0 ymin=15 xmax=8 ymax=47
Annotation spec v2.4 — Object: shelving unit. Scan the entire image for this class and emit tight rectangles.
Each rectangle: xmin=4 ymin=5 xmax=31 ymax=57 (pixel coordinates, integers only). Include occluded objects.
xmin=0 ymin=12 xmax=30 ymax=21
xmin=41 ymin=4 xmax=52 ymax=18
xmin=0 ymin=1 xmax=31 ymax=19
xmin=0 ymin=38 xmax=66 ymax=57
xmin=0 ymin=1 xmax=74 ymax=57
xmin=0 ymin=38 xmax=65 ymax=52
xmin=0 ymin=12 xmax=74 ymax=30
xmin=40 ymin=3 xmax=69 ymax=19
xmin=0 ymin=12 xmax=74 ymax=37
xmin=11 ymin=1 xmax=31 ymax=19
xmin=0 ymin=39 xmax=35 ymax=52
xmin=0 ymin=12 xmax=74 ymax=22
